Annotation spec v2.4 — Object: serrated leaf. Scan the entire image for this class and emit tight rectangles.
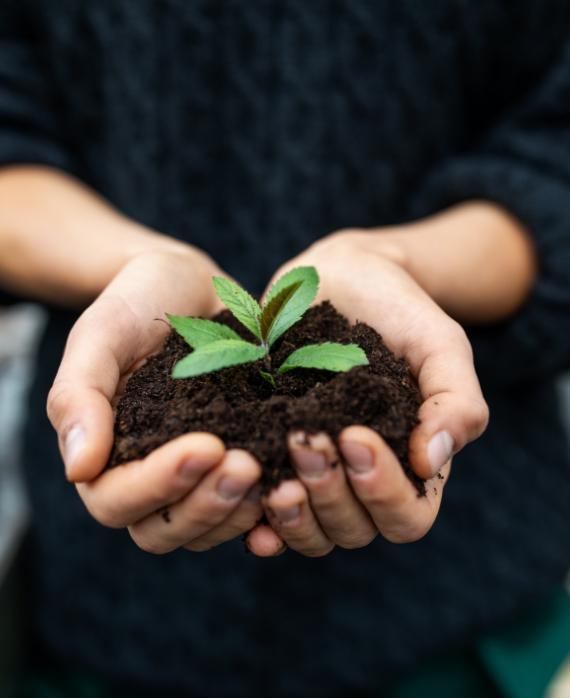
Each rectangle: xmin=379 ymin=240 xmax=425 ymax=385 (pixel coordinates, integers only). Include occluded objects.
xmin=262 ymin=266 xmax=319 ymax=346
xmin=166 ymin=314 xmax=241 ymax=348
xmin=259 ymin=280 xmax=303 ymax=342
xmin=277 ymin=342 xmax=369 ymax=374
xmin=172 ymin=339 xmax=267 ymax=378
xmin=212 ymin=276 xmax=262 ymax=339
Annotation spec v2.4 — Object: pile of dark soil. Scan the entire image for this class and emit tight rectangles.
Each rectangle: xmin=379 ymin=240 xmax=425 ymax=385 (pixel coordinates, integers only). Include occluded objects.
xmin=110 ymin=301 xmax=424 ymax=493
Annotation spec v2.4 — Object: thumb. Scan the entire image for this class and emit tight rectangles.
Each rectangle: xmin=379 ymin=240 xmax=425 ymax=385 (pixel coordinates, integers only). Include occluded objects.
xmin=407 ymin=326 xmax=489 ymax=479
xmin=47 ymin=381 xmax=115 ymax=483
xmin=47 ymin=297 xmax=141 ymax=483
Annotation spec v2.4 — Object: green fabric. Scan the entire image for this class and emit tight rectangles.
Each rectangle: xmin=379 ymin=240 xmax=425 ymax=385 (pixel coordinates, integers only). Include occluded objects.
xmin=477 ymin=589 xmax=570 ymax=698
xmin=389 ymin=588 xmax=570 ymax=698
xmin=386 ymin=651 xmax=501 ymax=698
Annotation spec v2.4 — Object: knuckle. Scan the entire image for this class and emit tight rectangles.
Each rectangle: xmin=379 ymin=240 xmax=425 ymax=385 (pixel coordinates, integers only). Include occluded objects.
xmin=129 ymin=530 xmax=168 ymax=555
xmin=77 ymin=485 xmax=123 ymax=528
xmin=321 ymin=233 xmax=357 ymax=259
xmin=383 ymin=519 xmax=431 ymax=544
xmin=46 ymin=382 xmax=72 ymax=426
xmin=84 ymin=498 xmax=124 ymax=529
xmin=299 ymin=543 xmax=335 ymax=558
xmin=472 ymin=399 xmax=490 ymax=432
xmin=461 ymin=397 xmax=490 ymax=438
xmin=445 ymin=319 xmax=470 ymax=346
xmin=304 ymin=230 xmax=360 ymax=266
xmin=337 ymin=530 xmax=377 ymax=550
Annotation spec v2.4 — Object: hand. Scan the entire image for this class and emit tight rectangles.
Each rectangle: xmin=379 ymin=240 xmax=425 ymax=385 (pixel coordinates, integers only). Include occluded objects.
xmin=47 ymin=247 xmax=263 ymax=553
xmin=246 ymin=227 xmax=489 ymax=557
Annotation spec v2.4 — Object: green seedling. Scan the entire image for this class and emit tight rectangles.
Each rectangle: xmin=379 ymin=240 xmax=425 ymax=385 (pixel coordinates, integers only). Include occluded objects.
xmin=167 ymin=266 xmax=369 ymax=382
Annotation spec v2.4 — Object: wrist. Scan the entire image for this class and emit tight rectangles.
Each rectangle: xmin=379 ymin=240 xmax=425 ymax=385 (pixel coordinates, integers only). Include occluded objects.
xmin=0 ymin=166 xmax=219 ymax=307
xmin=350 ymin=202 xmax=538 ymax=323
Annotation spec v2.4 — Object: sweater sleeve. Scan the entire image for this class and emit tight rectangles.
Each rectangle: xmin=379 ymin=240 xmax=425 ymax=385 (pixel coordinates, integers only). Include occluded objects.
xmin=0 ymin=3 xmax=74 ymax=171
xmin=0 ymin=2 xmax=75 ymax=305
xmin=411 ymin=36 xmax=570 ymax=388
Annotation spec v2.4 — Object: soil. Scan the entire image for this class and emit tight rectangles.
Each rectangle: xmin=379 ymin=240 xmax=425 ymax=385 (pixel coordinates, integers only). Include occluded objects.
xmin=109 ymin=301 xmax=424 ymax=494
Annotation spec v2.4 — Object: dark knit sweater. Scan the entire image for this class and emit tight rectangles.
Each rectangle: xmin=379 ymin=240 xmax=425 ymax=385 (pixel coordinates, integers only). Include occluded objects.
xmin=1 ymin=1 xmax=570 ymax=696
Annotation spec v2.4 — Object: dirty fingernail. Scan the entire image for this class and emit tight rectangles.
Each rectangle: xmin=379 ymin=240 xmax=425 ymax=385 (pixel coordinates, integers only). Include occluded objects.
xmin=427 ymin=430 xmax=454 ymax=476
xmin=275 ymin=505 xmax=301 ymax=524
xmin=292 ymin=448 xmax=328 ymax=478
xmin=64 ymin=425 xmax=85 ymax=476
xmin=217 ymin=477 xmax=248 ymax=501
xmin=341 ymin=441 xmax=374 ymax=473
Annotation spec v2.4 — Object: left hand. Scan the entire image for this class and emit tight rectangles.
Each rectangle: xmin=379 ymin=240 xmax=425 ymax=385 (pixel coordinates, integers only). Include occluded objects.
xmin=246 ymin=228 xmax=489 ymax=557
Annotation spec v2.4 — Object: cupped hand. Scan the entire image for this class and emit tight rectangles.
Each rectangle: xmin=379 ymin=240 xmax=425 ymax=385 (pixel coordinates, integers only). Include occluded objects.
xmin=47 ymin=247 xmax=263 ymax=553
xmin=246 ymin=229 xmax=489 ymax=557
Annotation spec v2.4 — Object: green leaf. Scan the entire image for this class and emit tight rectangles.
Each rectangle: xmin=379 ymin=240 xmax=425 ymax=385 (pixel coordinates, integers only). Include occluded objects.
xmin=259 ymin=280 xmax=303 ymax=342
xmin=262 ymin=266 xmax=319 ymax=346
xmin=166 ymin=314 xmax=241 ymax=348
xmin=277 ymin=342 xmax=369 ymax=374
xmin=212 ymin=276 xmax=262 ymax=339
xmin=172 ymin=339 xmax=267 ymax=378
xmin=259 ymin=370 xmax=276 ymax=388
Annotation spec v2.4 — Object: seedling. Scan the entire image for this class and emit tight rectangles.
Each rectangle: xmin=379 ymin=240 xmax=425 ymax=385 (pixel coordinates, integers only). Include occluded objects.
xmin=167 ymin=266 xmax=369 ymax=382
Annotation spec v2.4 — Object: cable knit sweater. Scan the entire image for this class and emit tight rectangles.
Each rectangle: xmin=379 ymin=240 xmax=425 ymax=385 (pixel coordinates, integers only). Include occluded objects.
xmin=1 ymin=2 xmax=570 ymax=696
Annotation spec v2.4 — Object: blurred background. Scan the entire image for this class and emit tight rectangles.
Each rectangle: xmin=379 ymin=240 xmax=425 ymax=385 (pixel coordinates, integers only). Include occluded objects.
xmin=1 ymin=304 xmax=569 ymax=696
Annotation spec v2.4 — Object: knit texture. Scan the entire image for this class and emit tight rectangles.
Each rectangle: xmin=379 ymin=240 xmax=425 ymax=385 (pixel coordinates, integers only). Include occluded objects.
xmin=1 ymin=1 xmax=570 ymax=696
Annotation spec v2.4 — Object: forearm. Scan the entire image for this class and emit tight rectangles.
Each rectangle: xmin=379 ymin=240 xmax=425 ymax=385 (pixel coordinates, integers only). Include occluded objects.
xmin=0 ymin=166 xmax=197 ymax=306
xmin=365 ymin=202 xmax=538 ymax=324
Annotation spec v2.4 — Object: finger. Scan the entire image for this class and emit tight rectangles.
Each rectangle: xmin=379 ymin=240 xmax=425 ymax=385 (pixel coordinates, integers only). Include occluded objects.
xmin=77 ymin=432 xmax=225 ymax=528
xmin=245 ymin=524 xmax=287 ymax=557
xmin=264 ymin=480 xmax=334 ymax=557
xmin=183 ymin=486 xmax=263 ymax=552
xmin=47 ymin=295 xmax=161 ymax=482
xmin=340 ymin=425 xmax=450 ymax=543
xmin=129 ymin=449 xmax=261 ymax=554
xmin=406 ymin=324 xmax=489 ymax=479
xmin=288 ymin=431 xmax=377 ymax=549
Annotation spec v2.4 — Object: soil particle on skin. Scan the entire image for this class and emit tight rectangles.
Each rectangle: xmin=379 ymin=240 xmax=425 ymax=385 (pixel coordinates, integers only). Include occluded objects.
xmin=109 ymin=301 xmax=425 ymax=494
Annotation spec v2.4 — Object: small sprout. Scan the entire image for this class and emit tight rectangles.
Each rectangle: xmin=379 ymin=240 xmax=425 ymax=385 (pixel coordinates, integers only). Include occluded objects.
xmin=259 ymin=370 xmax=277 ymax=388
xmin=168 ymin=266 xmax=369 ymax=380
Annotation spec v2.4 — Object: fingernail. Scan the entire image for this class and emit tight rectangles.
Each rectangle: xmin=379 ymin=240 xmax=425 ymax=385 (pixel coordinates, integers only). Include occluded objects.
xmin=427 ymin=431 xmax=454 ymax=476
xmin=275 ymin=505 xmax=301 ymax=524
xmin=291 ymin=448 xmax=328 ymax=478
xmin=64 ymin=425 xmax=85 ymax=476
xmin=217 ymin=477 xmax=248 ymax=501
xmin=341 ymin=441 xmax=374 ymax=473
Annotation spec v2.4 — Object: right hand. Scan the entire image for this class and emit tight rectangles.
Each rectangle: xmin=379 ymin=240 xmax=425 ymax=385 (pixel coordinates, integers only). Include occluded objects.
xmin=47 ymin=247 xmax=266 ymax=554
